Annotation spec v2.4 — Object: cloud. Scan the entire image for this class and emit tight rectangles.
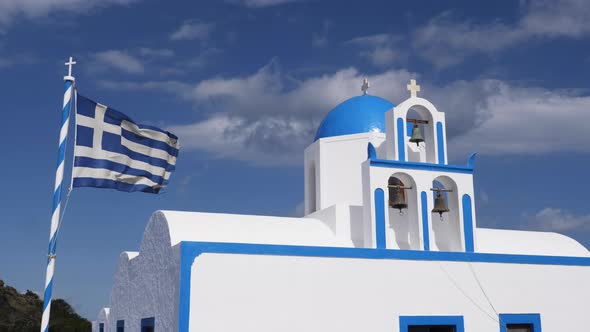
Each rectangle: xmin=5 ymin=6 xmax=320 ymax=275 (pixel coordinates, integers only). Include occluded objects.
xmin=0 ymin=0 xmax=139 ymax=28
xmin=525 ymin=208 xmax=590 ymax=232
xmin=170 ymin=22 xmax=213 ymax=41
xmin=346 ymin=34 xmax=404 ymax=67
xmin=412 ymin=0 xmax=590 ymax=68
xmin=225 ymin=0 xmax=298 ymax=7
xmin=447 ymin=81 xmax=590 ymax=157
xmin=102 ymin=62 xmax=590 ymax=165
xmin=138 ymin=48 xmax=174 ymax=58
xmin=92 ymin=50 xmax=144 ymax=74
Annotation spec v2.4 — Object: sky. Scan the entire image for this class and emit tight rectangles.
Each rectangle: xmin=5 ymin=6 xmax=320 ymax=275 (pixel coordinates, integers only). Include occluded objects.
xmin=1 ymin=0 xmax=590 ymax=320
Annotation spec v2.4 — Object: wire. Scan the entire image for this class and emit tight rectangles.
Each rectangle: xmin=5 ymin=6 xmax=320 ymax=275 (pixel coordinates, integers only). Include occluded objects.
xmin=468 ymin=262 xmax=507 ymax=328
xmin=438 ymin=262 xmax=500 ymax=324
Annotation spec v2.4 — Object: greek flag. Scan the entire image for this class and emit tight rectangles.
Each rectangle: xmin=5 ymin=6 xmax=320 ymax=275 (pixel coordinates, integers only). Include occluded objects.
xmin=72 ymin=94 xmax=180 ymax=193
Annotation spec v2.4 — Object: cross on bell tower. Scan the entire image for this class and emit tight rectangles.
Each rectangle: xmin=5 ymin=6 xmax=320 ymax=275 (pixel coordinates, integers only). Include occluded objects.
xmin=406 ymin=79 xmax=420 ymax=98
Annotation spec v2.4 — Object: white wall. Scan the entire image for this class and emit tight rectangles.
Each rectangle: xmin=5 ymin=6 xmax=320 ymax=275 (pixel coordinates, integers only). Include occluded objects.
xmin=305 ymin=133 xmax=386 ymax=213
xmin=188 ymin=253 xmax=590 ymax=332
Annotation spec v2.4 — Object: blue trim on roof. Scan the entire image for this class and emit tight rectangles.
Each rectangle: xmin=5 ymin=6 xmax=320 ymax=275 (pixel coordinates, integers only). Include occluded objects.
xmin=178 ymin=241 xmax=590 ymax=332
xmin=369 ymin=159 xmax=474 ymax=174
xmin=400 ymin=315 xmax=464 ymax=332
xmin=499 ymin=313 xmax=542 ymax=332
xmin=314 ymin=94 xmax=395 ymax=140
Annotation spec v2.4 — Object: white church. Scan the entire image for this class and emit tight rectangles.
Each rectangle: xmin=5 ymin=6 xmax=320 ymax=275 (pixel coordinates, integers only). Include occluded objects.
xmin=93 ymin=79 xmax=590 ymax=332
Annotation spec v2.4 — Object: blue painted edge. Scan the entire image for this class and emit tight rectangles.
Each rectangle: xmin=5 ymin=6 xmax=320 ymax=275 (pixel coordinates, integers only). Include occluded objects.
xmin=420 ymin=191 xmax=430 ymax=251
xmin=367 ymin=142 xmax=377 ymax=160
xmin=436 ymin=121 xmax=445 ymax=164
xmin=178 ymin=243 xmax=590 ymax=332
xmin=499 ymin=313 xmax=542 ymax=332
xmin=462 ymin=194 xmax=475 ymax=252
xmin=468 ymin=152 xmax=478 ymax=168
xmin=400 ymin=315 xmax=464 ymax=332
xmin=374 ymin=188 xmax=386 ymax=249
xmin=370 ymin=159 xmax=473 ymax=174
xmin=141 ymin=317 xmax=155 ymax=328
xmin=397 ymin=118 xmax=405 ymax=161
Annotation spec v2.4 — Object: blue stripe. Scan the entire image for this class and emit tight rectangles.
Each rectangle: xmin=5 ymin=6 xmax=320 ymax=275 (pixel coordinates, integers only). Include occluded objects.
xmin=73 ymin=177 xmax=161 ymax=193
xmin=374 ymin=188 xmax=386 ymax=249
xmin=56 ymin=139 xmax=67 ymax=168
xmin=421 ymin=191 xmax=430 ymax=251
xmin=397 ymin=118 xmax=405 ymax=161
xmin=437 ymin=121 xmax=445 ymax=164
xmin=370 ymin=159 xmax=473 ymax=174
xmin=462 ymin=194 xmax=475 ymax=252
xmin=52 ymin=183 xmax=61 ymax=213
xmin=74 ymin=156 xmax=166 ymax=185
xmin=42 ymin=278 xmax=53 ymax=312
xmin=77 ymin=94 xmax=178 ymax=139
xmin=121 ymin=128 xmax=179 ymax=157
xmin=100 ymin=132 xmax=176 ymax=172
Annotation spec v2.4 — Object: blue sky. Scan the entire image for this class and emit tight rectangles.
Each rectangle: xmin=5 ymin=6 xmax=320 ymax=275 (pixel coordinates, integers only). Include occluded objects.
xmin=1 ymin=0 xmax=590 ymax=320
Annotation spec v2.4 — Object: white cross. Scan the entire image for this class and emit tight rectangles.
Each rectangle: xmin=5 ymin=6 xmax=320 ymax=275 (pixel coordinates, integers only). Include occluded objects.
xmin=65 ymin=57 xmax=76 ymax=77
xmin=76 ymin=103 xmax=122 ymax=150
xmin=361 ymin=78 xmax=370 ymax=95
xmin=406 ymin=79 xmax=421 ymax=98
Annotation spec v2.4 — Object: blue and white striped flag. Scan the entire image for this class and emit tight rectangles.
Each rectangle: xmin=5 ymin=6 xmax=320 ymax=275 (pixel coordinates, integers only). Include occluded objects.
xmin=73 ymin=94 xmax=180 ymax=193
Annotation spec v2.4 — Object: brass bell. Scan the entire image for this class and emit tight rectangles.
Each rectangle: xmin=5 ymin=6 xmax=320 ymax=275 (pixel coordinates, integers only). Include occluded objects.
xmin=409 ymin=124 xmax=424 ymax=146
xmin=389 ymin=186 xmax=408 ymax=212
xmin=432 ymin=191 xmax=450 ymax=218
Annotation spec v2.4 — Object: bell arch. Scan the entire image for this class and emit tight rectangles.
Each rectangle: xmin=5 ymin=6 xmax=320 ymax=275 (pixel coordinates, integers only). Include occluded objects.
xmin=431 ymin=175 xmax=461 ymax=252
xmin=406 ymin=106 xmax=435 ymax=163
xmin=387 ymin=173 xmax=420 ymax=249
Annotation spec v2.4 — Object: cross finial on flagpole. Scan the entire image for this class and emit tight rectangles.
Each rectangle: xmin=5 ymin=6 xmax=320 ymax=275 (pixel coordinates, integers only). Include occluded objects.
xmin=406 ymin=79 xmax=420 ymax=98
xmin=361 ymin=78 xmax=370 ymax=95
xmin=64 ymin=56 xmax=76 ymax=82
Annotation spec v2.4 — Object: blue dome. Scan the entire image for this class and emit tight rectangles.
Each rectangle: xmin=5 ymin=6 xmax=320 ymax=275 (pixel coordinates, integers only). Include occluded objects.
xmin=314 ymin=94 xmax=396 ymax=141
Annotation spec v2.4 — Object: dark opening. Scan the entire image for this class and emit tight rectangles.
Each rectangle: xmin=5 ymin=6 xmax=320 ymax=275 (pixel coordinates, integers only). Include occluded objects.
xmin=141 ymin=317 xmax=155 ymax=332
xmin=507 ymin=324 xmax=532 ymax=332
xmin=117 ymin=319 xmax=125 ymax=332
xmin=99 ymin=323 xmax=104 ymax=332
xmin=408 ymin=326 xmax=456 ymax=332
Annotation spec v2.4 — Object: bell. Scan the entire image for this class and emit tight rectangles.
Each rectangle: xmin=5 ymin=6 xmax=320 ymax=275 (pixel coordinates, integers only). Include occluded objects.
xmin=389 ymin=186 xmax=407 ymax=212
xmin=409 ymin=124 xmax=424 ymax=146
xmin=432 ymin=191 xmax=450 ymax=218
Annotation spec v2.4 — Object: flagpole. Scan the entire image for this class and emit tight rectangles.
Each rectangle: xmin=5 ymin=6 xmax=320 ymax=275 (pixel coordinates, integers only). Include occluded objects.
xmin=40 ymin=57 xmax=76 ymax=332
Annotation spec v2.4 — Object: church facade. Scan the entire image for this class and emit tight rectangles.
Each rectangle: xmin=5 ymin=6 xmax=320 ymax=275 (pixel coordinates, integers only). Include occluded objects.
xmin=93 ymin=80 xmax=590 ymax=332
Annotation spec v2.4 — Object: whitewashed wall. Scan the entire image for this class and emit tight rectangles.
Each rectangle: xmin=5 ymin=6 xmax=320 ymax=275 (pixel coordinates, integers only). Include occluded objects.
xmin=188 ymin=253 xmax=590 ymax=332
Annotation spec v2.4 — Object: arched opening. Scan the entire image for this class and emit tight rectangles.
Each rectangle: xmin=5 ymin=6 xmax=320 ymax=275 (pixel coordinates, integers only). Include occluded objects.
xmin=387 ymin=173 xmax=420 ymax=249
xmin=406 ymin=106 xmax=435 ymax=163
xmin=431 ymin=176 xmax=461 ymax=252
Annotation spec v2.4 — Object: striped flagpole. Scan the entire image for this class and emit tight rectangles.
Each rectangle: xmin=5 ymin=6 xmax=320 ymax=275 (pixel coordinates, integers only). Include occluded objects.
xmin=40 ymin=57 xmax=76 ymax=332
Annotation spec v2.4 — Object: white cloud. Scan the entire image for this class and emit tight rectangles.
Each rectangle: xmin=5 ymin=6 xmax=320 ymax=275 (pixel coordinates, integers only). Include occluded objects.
xmin=346 ymin=34 xmax=403 ymax=67
xmin=170 ymin=22 xmax=213 ymax=41
xmin=527 ymin=208 xmax=590 ymax=232
xmin=225 ymin=0 xmax=298 ymax=7
xmin=0 ymin=0 xmax=138 ymax=28
xmin=412 ymin=0 xmax=590 ymax=68
xmin=103 ymin=62 xmax=590 ymax=165
xmin=138 ymin=48 xmax=174 ymax=58
xmin=93 ymin=50 xmax=144 ymax=74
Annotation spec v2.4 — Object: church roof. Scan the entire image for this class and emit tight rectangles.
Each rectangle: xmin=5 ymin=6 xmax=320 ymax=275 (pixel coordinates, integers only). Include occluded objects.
xmin=314 ymin=94 xmax=395 ymax=141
